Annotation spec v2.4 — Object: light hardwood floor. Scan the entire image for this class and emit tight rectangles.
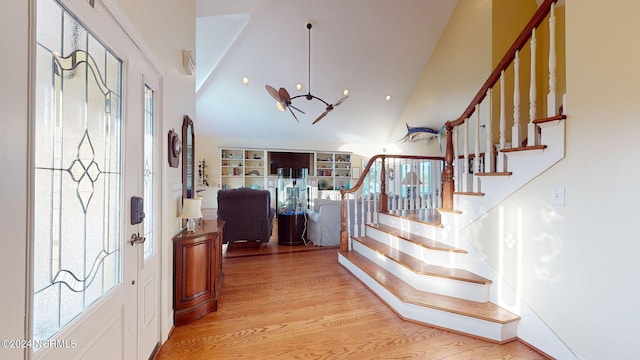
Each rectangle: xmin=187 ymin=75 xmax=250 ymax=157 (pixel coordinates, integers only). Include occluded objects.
xmin=156 ymin=241 xmax=549 ymax=360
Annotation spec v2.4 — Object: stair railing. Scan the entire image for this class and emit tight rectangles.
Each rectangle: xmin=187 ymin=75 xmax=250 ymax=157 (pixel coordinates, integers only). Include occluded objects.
xmin=338 ymin=155 xmax=444 ymax=251
xmin=442 ymin=0 xmax=562 ymax=209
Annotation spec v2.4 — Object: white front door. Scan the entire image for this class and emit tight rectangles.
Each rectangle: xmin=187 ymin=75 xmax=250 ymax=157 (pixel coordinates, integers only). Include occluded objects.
xmin=31 ymin=0 xmax=160 ymax=359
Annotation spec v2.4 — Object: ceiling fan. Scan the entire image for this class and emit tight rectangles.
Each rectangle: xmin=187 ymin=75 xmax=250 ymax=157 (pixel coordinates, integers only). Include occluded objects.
xmin=265 ymin=23 xmax=348 ymax=124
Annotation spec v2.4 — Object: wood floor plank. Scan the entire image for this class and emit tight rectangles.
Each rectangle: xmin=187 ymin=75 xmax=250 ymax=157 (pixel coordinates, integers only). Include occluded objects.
xmin=156 ymin=249 xmax=548 ymax=359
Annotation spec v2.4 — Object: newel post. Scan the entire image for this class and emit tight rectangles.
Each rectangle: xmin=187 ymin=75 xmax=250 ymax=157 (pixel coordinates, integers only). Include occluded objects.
xmin=442 ymin=123 xmax=455 ymax=210
xmin=339 ymin=192 xmax=348 ymax=252
xmin=380 ymin=156 xmax=388 ymax=212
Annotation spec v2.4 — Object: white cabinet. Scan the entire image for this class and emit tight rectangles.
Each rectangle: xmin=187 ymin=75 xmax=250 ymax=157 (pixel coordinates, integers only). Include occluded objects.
xmin=220 ymin=148 xmax=267 ymax=190
xmin=315 ymin=152 xmax=352 ymax=190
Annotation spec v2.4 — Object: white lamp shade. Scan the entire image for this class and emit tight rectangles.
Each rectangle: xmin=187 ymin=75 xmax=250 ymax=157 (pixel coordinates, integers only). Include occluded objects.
xmin=402 ymin=171 xmax=422 ymax=185
xmin=180 ymin=198 xmax=202 ymax=219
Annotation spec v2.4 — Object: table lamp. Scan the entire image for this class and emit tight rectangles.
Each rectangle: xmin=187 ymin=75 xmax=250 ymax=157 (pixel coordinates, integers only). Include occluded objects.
xmin=181 ymin=198 xmax=202 ymax=232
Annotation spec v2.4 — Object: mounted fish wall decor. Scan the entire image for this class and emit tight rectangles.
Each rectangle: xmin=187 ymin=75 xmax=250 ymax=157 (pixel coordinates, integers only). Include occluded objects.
xmin=398 ymin=123 xmax=445 ymax=152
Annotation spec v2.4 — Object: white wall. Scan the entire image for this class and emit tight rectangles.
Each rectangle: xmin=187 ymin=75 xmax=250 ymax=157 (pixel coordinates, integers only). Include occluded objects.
xmin=464 ymin=0 xmax=640 ymax=358
xmin=389 ymin=0 xmax=493 ymax=156
xmin=0 ymin=1 xmax=29 ymax=359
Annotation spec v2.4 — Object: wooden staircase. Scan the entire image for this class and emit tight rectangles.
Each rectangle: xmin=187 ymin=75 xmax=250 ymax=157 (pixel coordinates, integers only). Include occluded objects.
xmin=338 ymin=210 xmax=521 ymax=343
xmin=336 ymin=0 xmax=568 ymax=353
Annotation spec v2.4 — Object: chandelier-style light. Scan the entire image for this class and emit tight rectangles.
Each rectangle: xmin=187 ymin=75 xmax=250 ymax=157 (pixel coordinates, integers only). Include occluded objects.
xmin=265 ymin=23 xmax=348 ymax=124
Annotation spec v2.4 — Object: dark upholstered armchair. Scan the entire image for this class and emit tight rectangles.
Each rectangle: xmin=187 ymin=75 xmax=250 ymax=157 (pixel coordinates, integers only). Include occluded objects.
xmin=217 ymin=188 xmax=276 ymax=245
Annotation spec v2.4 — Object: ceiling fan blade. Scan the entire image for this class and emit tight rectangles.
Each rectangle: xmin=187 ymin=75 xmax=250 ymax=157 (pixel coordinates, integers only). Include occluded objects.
xmin=288 ymin=107 xmax=300 ymax=122
xmin=312 ymin=110 xmax=329 ymax=125
xmin=288 ymin=104 xmax=306 ymax=114
xmin=333 ymin=95 xmax=349 ymax=107
xmin=278 ymin=87 xmax=292 ymax=104
xmin=265 ymin=85 xmax=281 ymax=102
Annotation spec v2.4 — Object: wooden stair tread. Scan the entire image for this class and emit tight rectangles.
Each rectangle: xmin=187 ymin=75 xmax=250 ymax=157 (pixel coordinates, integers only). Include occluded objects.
xmin=475 ymin=172 xmax=513 ymax=177
xmin=340 ymin=250 xmax=520 ymax=325
xmin=532 ymin=114 xmax=566 ymax=124
xmin=500 ymin=145 xmax=547 ymax=153
xmin=353 ymin=236 xmax=490 ymax=285
xmin=366 ymin=223 xmax=467 ymax=254
xmin=454 ymin=191 xmax=485 ymax=196
xmin=380 ymin=209 xmax=443 ymax=227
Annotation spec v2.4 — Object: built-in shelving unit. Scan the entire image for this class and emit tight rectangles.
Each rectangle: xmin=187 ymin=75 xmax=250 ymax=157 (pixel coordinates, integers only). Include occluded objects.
xmin=315 ymin=152 xmax=352 ymax=191
xmin=220 ymin=148 xmax=267 ymax=190
xmin=219 ymin=148 xmax=352 ymax=192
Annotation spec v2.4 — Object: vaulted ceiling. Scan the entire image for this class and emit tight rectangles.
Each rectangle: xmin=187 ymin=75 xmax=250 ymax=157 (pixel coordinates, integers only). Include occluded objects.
xmin=195 ymin=0 xmax=458 ymax=146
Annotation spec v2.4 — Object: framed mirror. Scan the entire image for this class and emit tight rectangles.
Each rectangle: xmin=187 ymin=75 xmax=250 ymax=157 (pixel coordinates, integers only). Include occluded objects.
xmin=182 ymin=115 xmax=195 ymax=199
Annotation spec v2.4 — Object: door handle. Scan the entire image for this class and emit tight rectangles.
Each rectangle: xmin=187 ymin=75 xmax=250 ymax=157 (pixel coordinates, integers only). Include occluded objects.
xmin=129 ymin=232 xmax=146 ymax=246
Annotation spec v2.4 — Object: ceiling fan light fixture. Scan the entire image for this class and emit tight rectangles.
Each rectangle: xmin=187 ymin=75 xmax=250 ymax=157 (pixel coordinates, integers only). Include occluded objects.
xmin=264 ymin=22 xmax=348 ymax=124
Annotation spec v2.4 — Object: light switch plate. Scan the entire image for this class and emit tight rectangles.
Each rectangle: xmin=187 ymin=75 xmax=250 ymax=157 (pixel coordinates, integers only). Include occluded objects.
xmin=551 ymin=186 xmax=565 ymax=205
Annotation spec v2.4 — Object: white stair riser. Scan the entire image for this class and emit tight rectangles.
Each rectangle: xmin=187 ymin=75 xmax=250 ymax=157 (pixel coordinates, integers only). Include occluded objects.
xmin=377 ymin=213 xmax=446 ymax=242
xmin=378 ymin=212 xmax=473 ymax=260
xmin=364 ymin=226 xmax=465 ymax=269
xmin=352 ymin=240 xmax=490 ymax=302
xmin=338 ymin=253 xmax=517 ymax=343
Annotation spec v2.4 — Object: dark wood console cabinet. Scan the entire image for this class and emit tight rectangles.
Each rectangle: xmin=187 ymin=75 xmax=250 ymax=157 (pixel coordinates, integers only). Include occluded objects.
xmin=173 ymin=220 xmax=224 ymax=326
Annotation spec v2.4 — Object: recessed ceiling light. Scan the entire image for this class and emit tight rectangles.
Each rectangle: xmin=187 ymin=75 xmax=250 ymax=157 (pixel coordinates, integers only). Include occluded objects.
xmin=343 ymin=89 xmax=349 ymax=96
xmin=385 ymin=95 xmax=392 ymax=101
xmin=296 ymin=83 xmax=303 ymax=91
xmin=242 ymin=76 xmax=249 ymax=85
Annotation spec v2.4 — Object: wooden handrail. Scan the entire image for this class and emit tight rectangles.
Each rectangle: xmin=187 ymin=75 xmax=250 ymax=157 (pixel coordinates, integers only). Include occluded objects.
xmin=339 ymin=154 xmax=445 ymax=251
xmin=442 ymin=0 xmax=558 ymax=210
xmin=448 ymin=0 xmax=557 ymax=127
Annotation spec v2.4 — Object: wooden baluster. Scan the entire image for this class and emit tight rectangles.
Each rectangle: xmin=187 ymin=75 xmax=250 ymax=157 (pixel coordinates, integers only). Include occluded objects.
xmin=379 ymin=156 xmax=386 ymax=217
xmin=513 ymin=51 xmax=521 ymax=147
xmin=474 ymin=105 xmax=481 ymax=192
xmin=485 ymin=89 xmax=494 ymax=173
xmin=452 ymin=126 xmax=459 ymax=192
xmin=499 ymin=70 xmax=507 ymax=171
xmin=528 ymin=28 xmax=538 ymax=145
xmin=547 ymin=3 xmax=557 ymax=117
xmin=340 ymin=192 xmax=348 ymax=251
xmin=442 ymin=124 xmax=455 ymax=210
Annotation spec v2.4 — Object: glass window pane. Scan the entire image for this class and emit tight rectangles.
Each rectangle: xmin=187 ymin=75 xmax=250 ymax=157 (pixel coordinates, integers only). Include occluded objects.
xmin=34 ymin=0 xmax=122 ymax=344
xmin=143 ymin=85 xmax=155 ymax=259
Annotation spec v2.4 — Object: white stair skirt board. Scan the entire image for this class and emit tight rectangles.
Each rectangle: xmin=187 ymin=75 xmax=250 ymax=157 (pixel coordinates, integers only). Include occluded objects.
xmin=352 ymin=240 xmax=490 ymax=303
xmin=454 ymin=120 xmax=566 ymax=230
xmin=338 ymin=253 xmax=518 ymax=343
xmin=435 ymin=209 xmax=577 ymax=359
xmin=363 ymin=226 xmax=465 ymax=269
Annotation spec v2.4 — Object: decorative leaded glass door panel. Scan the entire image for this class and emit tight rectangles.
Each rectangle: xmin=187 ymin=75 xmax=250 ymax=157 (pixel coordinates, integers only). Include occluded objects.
xmin=32 ymin=0 xmax=148 ymax=358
